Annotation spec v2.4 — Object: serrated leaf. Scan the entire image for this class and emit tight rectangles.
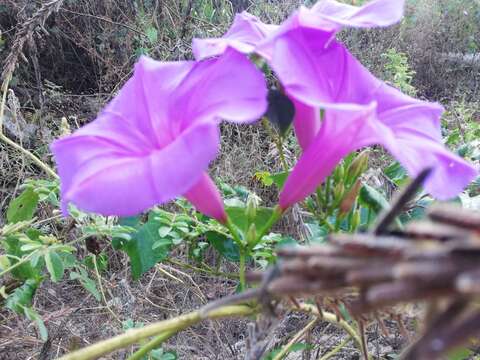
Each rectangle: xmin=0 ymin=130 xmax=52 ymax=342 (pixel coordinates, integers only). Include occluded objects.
xmin=265 ymin=89 xmax=295 ymax=137
xmin=7 ymin=188 xmax=39 ymax=223
xmin=206 ymin=231 xmax=240 ymax=262
xmin=45 ymin=251 xmax=64 ymax=282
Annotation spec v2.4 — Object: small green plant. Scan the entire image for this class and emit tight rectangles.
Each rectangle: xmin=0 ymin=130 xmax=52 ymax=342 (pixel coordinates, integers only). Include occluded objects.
xmin=382 ymin=48 xmax=417 ymax=96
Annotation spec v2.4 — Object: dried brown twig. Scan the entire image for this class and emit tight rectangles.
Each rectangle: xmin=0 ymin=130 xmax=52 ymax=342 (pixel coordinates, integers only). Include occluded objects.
xmin=241 ymin=169 xmax=480 ymax=359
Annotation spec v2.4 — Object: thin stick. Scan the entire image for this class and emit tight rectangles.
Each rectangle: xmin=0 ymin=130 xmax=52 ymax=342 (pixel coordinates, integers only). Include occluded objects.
xmin=317 ymin=336 xmax=352 ymax=360
xmin=272 ymin=318 xmax=318 ymax=360
xmin=374 ymin=168 xmax=432 ymax=235
xmin=127 ymin=330 xmax=176 ymax=360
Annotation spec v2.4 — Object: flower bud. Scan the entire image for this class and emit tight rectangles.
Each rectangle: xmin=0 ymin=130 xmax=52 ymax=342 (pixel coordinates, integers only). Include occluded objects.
xmin=339 ymin=179 xmax=362 ymax=216
xmin=334 ymin=164 xmax=345 ymax=183
xmin=351 ymin=209 xmax=361 ymax=231
xmin=347 ymin=149 xmax=370 ymax=181
xmin=245 ymin=193 xmax=260 ymax=222
xmin=333 ymin=183 xmax=345 ymax=204
xmin=246 ymin=223 xmax=257 ymax=246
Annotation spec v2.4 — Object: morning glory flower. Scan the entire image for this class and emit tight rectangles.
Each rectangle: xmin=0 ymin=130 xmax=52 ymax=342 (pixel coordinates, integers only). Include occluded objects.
xmin=276 ymin=30 xmax=478 ymax=208
xmin=51 ymin=49 xmax=267 ymax=221
xmin=192 ymin=0 xmax=405 ymax=61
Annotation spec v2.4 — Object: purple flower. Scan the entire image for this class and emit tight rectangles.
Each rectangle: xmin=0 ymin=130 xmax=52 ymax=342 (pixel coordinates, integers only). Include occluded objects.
xmin=192 ymin=11 xmax=278 ymax=60
xmin=193 ymin=0 xmax=405 ymax=61
xmin=51 ymin=49 xmax=267 ymax=221
xmin=276 ymin=30 xmax=477 ymax=208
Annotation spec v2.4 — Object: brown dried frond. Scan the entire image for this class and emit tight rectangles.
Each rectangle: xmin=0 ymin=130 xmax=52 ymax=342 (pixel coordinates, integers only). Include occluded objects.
xmin=1 ymin=0 xmax=64 ymax=89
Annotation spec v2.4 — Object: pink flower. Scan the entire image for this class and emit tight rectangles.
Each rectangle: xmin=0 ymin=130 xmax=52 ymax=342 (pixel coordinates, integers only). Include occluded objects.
xmin=51 ymin=49 xmax=267 ymax=221
xmin=275 ymin=31 xmax=477 ymax=208
xmin=193 ymin=0 xmax=477 ymax=207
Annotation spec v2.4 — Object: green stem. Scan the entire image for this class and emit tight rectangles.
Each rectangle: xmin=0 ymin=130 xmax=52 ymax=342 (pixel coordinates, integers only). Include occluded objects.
xmin=0 ymin=250 xmax=37 ymax=277
xmin=127 ymin=330 xmax=176 ymax=360
xmin=224 ymin=218 xmax=243 ymax=248
xmin=297 ymin=304 xmax=363 ymax=353
xmin=166 ymin=259 xmax=238 ymax=280
xmin=273 ymin=318 xmax=318 ymax=360
xmin=238 ymin=247 xmax=246 ymax=291
xmin=58 ymin=305 xmax=256 ymax=360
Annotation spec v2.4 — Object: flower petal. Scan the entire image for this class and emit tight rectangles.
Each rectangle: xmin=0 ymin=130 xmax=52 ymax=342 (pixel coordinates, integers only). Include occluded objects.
xmin=192 ymin=12 xmax=277 ymax=60
xmin=52 ymin=122 xmax=220 ymax=216
xmin=184 ymin=173 xmax=227 ymax=222
xmin=311 ymin=0 xmax=405 ymax=28
xmin=280 ymin=104 xmax=382 ymax=209
xmin=292 ymin=99 xmax=322 ymax=150
xmin=172 ymin=48 xmax=268 ymax=125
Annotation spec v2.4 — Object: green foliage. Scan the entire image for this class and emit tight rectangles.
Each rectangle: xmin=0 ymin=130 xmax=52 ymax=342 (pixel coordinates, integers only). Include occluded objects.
xmin=382 ymin=48 xmax=417 ymax=96
xmin=6 ymin=187 xmax=39 ymax=223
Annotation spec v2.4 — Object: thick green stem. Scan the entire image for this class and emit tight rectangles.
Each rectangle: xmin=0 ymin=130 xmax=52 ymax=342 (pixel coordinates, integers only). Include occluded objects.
xmin=127 ymin=330 xmax=176 ymax=360
xmin=58 ymin=305 xmax=256 ymax=360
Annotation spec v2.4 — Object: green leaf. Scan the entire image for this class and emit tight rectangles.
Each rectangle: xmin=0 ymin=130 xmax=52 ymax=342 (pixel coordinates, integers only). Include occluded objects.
xmin=264 ymin=343 xmax=312 ymax=360
xmin=271 ymin=171 xmax=289 ymax=190
xmin=45 ymin=251 xmax=64 ymax=282
xmin=226 ymin=206 xmax=273 ymax=234
xmin=70 ymin=269 xmax=101 ymax=301
xmin=146 ymin=26 xmax=158 ymax=44
xmin=448 ymin=347 xmax=474 ymax=360
xmin=384 ymin=161 xmax=408 ymax=186
xmin=7 ymin=188 xmax=39 ymax=223
xmin=3 ymin=235 xmax=39 ymax=280
xmin=121 ymin=215 xmax=172 ymax=280
xmin=359 ymin=184 xmax=390 ymax=213
xmin=6 ymin=279 xmax=39 ymax=313
xmin=304 ymin=222 xmax=329 ymax=244
xmin=206 ymin=231 xmax=240 ymax=262
xmin=24 ymin=306 xmax=48 ymax=341
xmin=265 ymin=89 xmax=295 ymax=137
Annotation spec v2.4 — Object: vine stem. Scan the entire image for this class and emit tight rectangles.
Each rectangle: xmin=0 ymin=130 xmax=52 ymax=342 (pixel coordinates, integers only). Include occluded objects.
xmin=224 ymin=218 xmax=247 ymax=290
xmin=272 ymin=318 xmax=318 ymax=360
xmin=127 ymin=330 xmax=176 ymax=360
xmin=58 ymin=305 xmax=256 ymax=360
xmin=297 ymin=304 xmax=363 ymax=353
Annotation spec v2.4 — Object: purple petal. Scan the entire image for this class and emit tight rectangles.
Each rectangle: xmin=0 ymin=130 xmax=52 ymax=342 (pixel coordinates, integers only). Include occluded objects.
xmin=173 ymin=48 xmax=268 ymax=125
xmin=52 ymin=122 xmax=220 ymax=216
xmin=292 ymin=98 xmax=322 ymax=150
xmin=51 ymin=49 xmax=267 ymax=217
xmin=184 ymin=173 xmax=227 ymax=222
xmin=192 ymin=12 xmax=277 ymax=60
xmin=280 ymin=104 xmax=381 ymax=209
xmin=311 ymin=0 xmax=405 ymax=28
xmin=275 ymin=28 xmax=476 ymax=206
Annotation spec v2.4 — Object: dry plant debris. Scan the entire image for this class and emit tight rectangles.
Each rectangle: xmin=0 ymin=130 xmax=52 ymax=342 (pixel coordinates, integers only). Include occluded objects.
xmin=243 ymin=169 xmax=480 ymax=359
